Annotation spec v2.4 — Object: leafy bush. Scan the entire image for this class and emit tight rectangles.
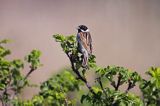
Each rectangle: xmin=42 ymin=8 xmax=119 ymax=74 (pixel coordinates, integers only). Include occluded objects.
xmin=0 ymin=39 xmax=41 ymax=106
xmin=13 ymin=70 xmax=81 ymax=106
xmin=0 ymin=35 xmax=160 ymax=106
xmin=140 ymin=67 xmax=160 ymax=106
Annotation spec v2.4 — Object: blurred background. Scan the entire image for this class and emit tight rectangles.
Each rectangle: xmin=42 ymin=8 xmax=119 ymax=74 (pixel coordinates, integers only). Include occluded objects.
xmin=0 ymin=0 xmax=160 ymax=99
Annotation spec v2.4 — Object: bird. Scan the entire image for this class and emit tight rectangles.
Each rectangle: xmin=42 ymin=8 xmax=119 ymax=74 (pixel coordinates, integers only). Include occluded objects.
xmin=76 ymin=25 xmax=92 ymax=68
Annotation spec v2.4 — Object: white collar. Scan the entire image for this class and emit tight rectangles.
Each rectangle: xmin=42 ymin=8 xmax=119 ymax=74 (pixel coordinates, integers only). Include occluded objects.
xmin=81 ymin=29 xmax=90 ymax=32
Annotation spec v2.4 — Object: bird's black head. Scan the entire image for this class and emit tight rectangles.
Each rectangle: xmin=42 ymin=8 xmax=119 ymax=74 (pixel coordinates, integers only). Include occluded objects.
xmin=77 ymin=25 xmax=89 ymax=32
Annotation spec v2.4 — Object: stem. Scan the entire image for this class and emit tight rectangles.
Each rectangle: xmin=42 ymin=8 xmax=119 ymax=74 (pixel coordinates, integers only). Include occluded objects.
xmin=9 ymin=67 xmax=35 ymax=100
xmin=97 ymin=77 xmax=107 ymax=97
xmin=0 ymin=95 xmax=4 ymax=106
xmin=24 ymin=68 xmax=35 ymax=80
xmin=64 ymin=98 xmax=68 ymax=106
xmin=125 ymin=80 xmax=135 ymax=93
xmin=115 ymin=74 xmax=121 ymax=91
xmin=1 ymin=100 xmax=4 ymax=106
xmin=66 ymin=52 xmax=96 ymax=95
xmin=0 ymin=81 xmax=11 ymax=106
xmin=0 ymin=93 xmax=7 ymax=106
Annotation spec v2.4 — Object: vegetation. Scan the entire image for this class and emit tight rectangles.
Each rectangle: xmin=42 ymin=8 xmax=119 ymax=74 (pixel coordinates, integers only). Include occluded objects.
xmin=0 ymin=35 xmax=159 ymax=106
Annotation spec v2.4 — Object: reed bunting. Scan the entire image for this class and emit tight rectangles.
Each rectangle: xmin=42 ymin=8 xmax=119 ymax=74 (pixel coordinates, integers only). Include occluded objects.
xmin=76 ymin=25 xmax=92 ymax=67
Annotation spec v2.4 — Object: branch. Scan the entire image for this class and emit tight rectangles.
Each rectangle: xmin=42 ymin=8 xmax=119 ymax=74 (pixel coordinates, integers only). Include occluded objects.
xmin=0 ymin=74 xmax=13 ymax=106
xmin=125 ymin=80 xmax=135 ymax=93
xmin=24 ymin=67 xmax=35 ymax=80
xmin=0 ymin=70 xmax=34 ymax=106
xmin=9 ymin=67 xmax=36 ymax=100
xmin=97 ymin=77 xmax=107 ymax=97
xmin=0 ymin=95 xmax=4 ymax=106
xmin=115 ymin=74 xmax=122 ymax=91
xmin=64 ymin=98 xmax=68 ymax=106
xmin=66 ymin=52 xmax=96 ymax=95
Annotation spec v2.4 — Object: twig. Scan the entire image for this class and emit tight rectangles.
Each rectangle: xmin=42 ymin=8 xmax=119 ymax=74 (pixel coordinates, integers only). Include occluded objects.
xmin=115 ymin=74 xmax=122 ymax=91
xmin=0 ymin=95 xmax=4 ymax=106
xmin=111 ymin=81 xmax=116 ymax=89
xmin=125 ymin=80 xmax=135 ymax=93
xmin=24 ymin=68 xmax=35 ymax=80
xmin=97 ymin=77 xmax=107 ymax=97
xmin=64 ymin=98 xmax=68 ymax=106
xmin=0 ymin=89 xmax=8 ymax=106
xmin=0 ymin=74 xmax=13 ymax=106
xmin=9 ymin=67 xmax=36 ymax=101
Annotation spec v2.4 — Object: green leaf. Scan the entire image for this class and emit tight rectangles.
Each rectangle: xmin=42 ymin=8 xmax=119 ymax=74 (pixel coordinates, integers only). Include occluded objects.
xmin=0 ymin=39 xmax=10 ymax=44
xmin=81 ymin=95 xmax=87 ymax=103
xmin=12 ymin=59 xmax=24 ymax=69
xmin=25 ymin=50 xmax=42 ymax=69
xmin=53 ymin=34 xmax=66 ymax=42
xmin=0 ymin=84 xmax=5 ymax=90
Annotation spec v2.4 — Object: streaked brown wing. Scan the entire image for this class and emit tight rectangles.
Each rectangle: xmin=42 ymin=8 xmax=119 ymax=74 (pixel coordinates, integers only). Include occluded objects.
xmin=79 ymin=32 xmax=92 ymax=54
xmin=87 ymin=32 xmax=92 ymax=54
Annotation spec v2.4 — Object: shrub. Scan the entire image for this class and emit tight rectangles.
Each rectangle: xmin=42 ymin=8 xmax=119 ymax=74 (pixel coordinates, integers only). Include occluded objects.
xmin=0 ymin=35 xmax=159 ymax=106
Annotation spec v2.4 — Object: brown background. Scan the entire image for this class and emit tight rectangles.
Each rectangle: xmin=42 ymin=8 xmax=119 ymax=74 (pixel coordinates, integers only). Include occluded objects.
xmin=0 ymin=0 xmax=160 ymax=99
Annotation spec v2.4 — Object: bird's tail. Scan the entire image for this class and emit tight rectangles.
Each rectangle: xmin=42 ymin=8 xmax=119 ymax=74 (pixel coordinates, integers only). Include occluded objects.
xmin=82 ymin=52 xmax=89 ymax=68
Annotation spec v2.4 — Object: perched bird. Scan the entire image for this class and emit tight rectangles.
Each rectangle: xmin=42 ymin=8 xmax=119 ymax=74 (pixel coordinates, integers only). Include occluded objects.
xmin=76 ymin=25 xmax=92 ymax=67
